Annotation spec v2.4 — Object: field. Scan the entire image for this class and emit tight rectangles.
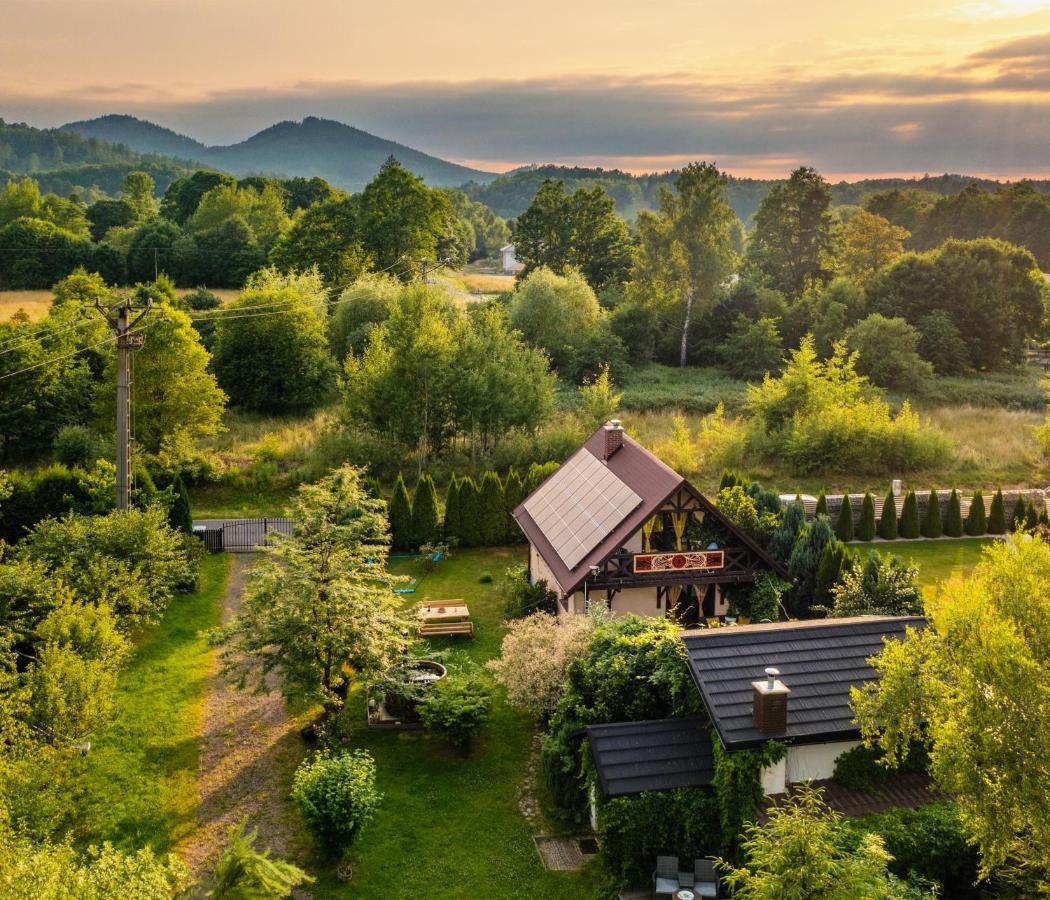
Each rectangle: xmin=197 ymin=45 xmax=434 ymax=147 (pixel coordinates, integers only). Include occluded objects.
xmin=0 ymin=289 xmax=53 ymax=321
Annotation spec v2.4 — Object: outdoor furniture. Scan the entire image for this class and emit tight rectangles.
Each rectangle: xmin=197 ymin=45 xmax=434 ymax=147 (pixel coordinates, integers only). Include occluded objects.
xmin=418 ymin=601 xmax=473 ymax=638
xmin=418 ymin=620 xmax=474 ymax=637
xmin=692 ymin=859 xmax=719 ymax=898
xmin=653 ymin=855 xmax=681 ymax=898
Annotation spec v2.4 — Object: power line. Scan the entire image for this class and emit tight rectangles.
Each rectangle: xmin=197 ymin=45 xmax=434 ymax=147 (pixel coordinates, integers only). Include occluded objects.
xmin=0 ymin=314 xmax=96 ymax=356
xmin=0 ymin=332 xmax=115 ymax=382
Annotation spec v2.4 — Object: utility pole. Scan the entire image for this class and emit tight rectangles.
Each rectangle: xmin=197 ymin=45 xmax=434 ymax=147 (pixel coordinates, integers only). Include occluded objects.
xmin=94 ymin=296 xmax=151 ymax=511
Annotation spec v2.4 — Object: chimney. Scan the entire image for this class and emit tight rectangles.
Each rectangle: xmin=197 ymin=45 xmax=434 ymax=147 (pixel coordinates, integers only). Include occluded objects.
xmin=752 ymin=667 xmax=790 ymax=734
xmin=603 ymin=420 xmax=624 ymax=460
xmin=604 ymin=422 xmax=617 ymax=459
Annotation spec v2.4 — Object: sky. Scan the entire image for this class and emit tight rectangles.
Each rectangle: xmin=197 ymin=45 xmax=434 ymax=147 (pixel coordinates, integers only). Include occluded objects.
xmin=6 ymin=0 xmax=1050 ymax=178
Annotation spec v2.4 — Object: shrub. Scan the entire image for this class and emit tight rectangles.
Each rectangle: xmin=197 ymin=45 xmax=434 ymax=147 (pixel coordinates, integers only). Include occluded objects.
xmin=814 ymin=493 xmax=828 ymax=519
xmin=831 ymin=552 xmax=923 ymax=617
xmin=944 ymin=489 xmax=963 ymax=537
xmin=291 ymin=750 xmax=381 ymax=851
xmin=168 ymin=474 xmax=193 ymax=536
xmin=388 ymin=474 xmax=413 ymax=551
xmin=206 ymin=821 xmax=313 ymax=898
xmin=834 ymin=495 xmax=854 ymax=542
xmin=719 ymin=315 xmax=783 ymax=380
xmin=987 ymin=487 xmax=1006 ymax=534
xmin=857 ymin=492 xmax=876 ymax=541
xmin=410 ymin=474 xmax=439 ymax=548
xmin=833 ymin=742 xmax=928 ymax=793
xmin=418 ymin=673 xmax=492 ymax=747
xmin=477 ymin=471 xmax=505 ymax=546
xmin=715 ymin=486 xmax=760 ymax=537
xmin=768 ymin=498 xmax=806 ymax=564
xmin=877 ymin=489 xmax=898 ymax=540
xmin=845 ymin=313 xmax=934 ymax=391
xmin=921 ymin=489 xmax=942 ymax=538
xmin=1010 ymin=494 xmax=1027 ymax=531
xmin=457 ymin=477 xmax=481 ymax=547
xmin=898 ymin=491 xmax=920 ymax=538
xmin=737 ymin=572 xmax=786 ymax=623
xmin=509 ymin=267 xmax=602 ymax=372
xmin=52 ymin=425 xmax=104 ymax=469
xmin=964 ymin=490 xmax=987 ymax=536
xmin=502 ymin=563 xmax=558 ymax=619
xmin=813 ymin=541 xmax=850 ymax=611
xmin=1024 ymin=499 xmax=1040 ymax=530
xmin=0 ymin=465 xmax=90 ymax=543
xmin=488 ymin=612 xmax=596 ymax=720
xmin=443 ymin=475 xmax=461 ymax=543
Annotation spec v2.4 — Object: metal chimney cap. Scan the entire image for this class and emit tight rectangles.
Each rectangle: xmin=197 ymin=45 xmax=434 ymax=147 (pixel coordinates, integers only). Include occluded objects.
xmin=765 ymin=667 xmax=780 ymax=689
xmin=610 ymin=419 xmax=622 ymax=429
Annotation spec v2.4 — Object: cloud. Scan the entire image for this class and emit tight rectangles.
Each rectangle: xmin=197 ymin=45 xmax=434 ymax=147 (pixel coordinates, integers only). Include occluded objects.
xmin=7 ymin=32 xmax=1050 ymax=178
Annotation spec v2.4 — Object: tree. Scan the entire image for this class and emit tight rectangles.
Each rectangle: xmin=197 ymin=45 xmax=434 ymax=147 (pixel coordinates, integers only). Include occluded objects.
xmin=161 ymin=170 xmax=238 ymax=225
xmin=828 ymin=209 xmax=909 ymax=284
xmin=815 ymin=494 xmax=829 ymax=519
xmin=212 ymin=282 xmax=337 ymax=414
xmin=987 ymin=488 xmax=1006 ymax=534
xmin=965 ymin=490 xmax=987 ymax=536
xmin=769 ymin=498 xmax=806 ymax=564
xmin=457 ymin=477 xmax=481 ymax=548
xmin=187 ymin=216 xmax=266 ymax=287
xmin=899 ymin=491 xmax=920 ymax=539
xmin=835 ymin=495 xmax=855 ymax=542
xmin=86 ymin=198 xmax=136 ymax=241
xmin=857 ymin=492 xmax=877 ymax=541
xmin=831 ymin=553 xmax=923 ymax=617
xmin=852 ymin=536 xmax=1050 ymax=886
xmin=291 ymin=749 xmax=380 ymax=850
xmin=944 ymin=489 xmax=963 ymax=538
xmin=631 ymin=163 xmax=739 ymax=366
xmin=845 ymin=314 xmax=933 ymax=391
xmin=916 ymin=310 xmax=966 ymax=375
xmin=388 ymin=474 xmax=413 ymax=552
xmin=268 ymin=194 xmax=370 ymax=288
xmin=187 ymin=182 xmax=289 ymax=253
xmin=443 ymin=476 xmax=461 ymax=543
xmin=168 ymin=475 xmax=193 ymax=536
xmin=121 ymin=171 xmax=158 ymax=222
xmin=922 ymin=490 xmax=942 ymax=538
xmin=218 ymin=466 xmax=408 ymax=705
xmin=873 ymin=491 xmax=898 ymax=541
xmin=488 ymin=612 xmax=596 ymax=720
xmin=96 ymin=301 xmax=226 ymax=454
xmin=748 ymin=167 xmax=833 ymax=297
xmin=814 ymin=541 xmax=850 ymax=610
xmin=576 ymin=365 xmax=621 ymax=431
xmin=477 ymin=471 xmax=506 ymax=547
xmin=1010 ymin=495 xmax=1028 ymax=531
xmin=0 ymin=217 xmax=93 ymax=289
xmin=503 ymin=468 xmax=525 ymax=542
xmin=719 ymin=784 xmax=920 ymax=899
xmin=206 ymin=821 xmax=313 ymax=899
xmin=410 ymin=474 xmax=439 ymax=549
xmin=418 ymin=673 xmax=493 ymax=748
xmin=125 ymin=218 xmax=183 ymax=283
xmin=720 ymin=315 xmax=783 ymax=380
xmin=327 ymin=273 xmax=401 ymax=360
xmin=509 ymin=267 xmax=602 ymax=372
xmin=787 ymin=517 xmax=835 ymax=617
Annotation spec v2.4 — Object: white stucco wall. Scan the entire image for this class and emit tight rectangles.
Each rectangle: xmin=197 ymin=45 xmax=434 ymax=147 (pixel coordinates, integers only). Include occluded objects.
xmin=608 ymin=585 xmax=661 ymax=617
xmin=785 ymin=740 xmax=860 ymax=783
xmin=761 ymin=756 xmax=787 ymax=795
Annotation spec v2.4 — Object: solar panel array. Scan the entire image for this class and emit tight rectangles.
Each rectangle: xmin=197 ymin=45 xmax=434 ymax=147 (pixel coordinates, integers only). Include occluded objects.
xmin=523 ymin=450 xmax=641 ymax=570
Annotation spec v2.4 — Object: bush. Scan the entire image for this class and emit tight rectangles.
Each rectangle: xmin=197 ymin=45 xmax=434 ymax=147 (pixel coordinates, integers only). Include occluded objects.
xmin=0 ymin=465 xmax=90 ymax=543
xmin=167 ymin=475 xmax=193 ymax=536
xmin=768 ymin=498 xmax=806 ymax=564
xmin=813 ymin=541 xmax=850 ymax=610
xmin=845 ymin=313 xmax=934 ymax=391
xmin=737 ymin=572 xmax=786 ymax=623
xmin=964 ymin=490 xmax=987 ymax=536
xmin=921 ymin=489 xmax=942 ymax=538
xmin=834 ymin=495 xmax=854 ymax=542
xmin=502 ymin=563 xmax=558 ymax=619
xmin=52 ymin=425 xmax=104 ymax=469
xmin=857 ymin=492 xmax=876 ymax=541
xmin=943 ymin=489 xmax=963 ymax=537
xmin=814 ymin=493 xmax=828 ymax=519
xmin=291 ymin=750 xmax=381 ymax=851
xmin=987 ymin=487 xmax=1006 ymax=534
xmin=831 ymin=552 xmax=923 ymax=617
xmin=719 ymin=315 xmax=783 ymax=380
xmin=442 ymin=475 xmax=460 ymax=543
xmin=457 ymin=477 xmax=481 ymax=547
xmin=899 ymin=491 xmax=920 ymax=538
xmin=418 ymin=673 xmax=492 ymax=747
xmin=877 ymin=489 xmax=898 ymax=540
xmin=509 ymin=267 xmax=602 ymax=373
xmin=502 ymin=467 xmax=525 ymax=542
xmin=833 ymin=742 xmax=928 ymax=793
xmin=1010 ymin=494 xmax=1027 ymax=531
xmin=916 ymin=310 xmax=967 ymax=375
xmin=207 ymin=821 xmax=313 ymax=898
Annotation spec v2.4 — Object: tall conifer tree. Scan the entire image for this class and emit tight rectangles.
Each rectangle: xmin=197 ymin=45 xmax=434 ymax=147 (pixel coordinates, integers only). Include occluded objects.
xmin=964 ymin=490 xmax=987 ymax=536
xmin=878 ymin=489 xmax=898 ymax=540
xmin=388 ymin=473 xmax=413 ymax=551
xmin=411 ymin=474 xmax=439 ymax=547
xmin=899 ymin=491 xmax=920 ymax=539
xmin=922 ymin=490 xmax=942 ymax=538
xmin=944 ymin=489 xmax=963 ymax=538
xmin=835 ymin=495 xmax=854 ymax=542
xmin=987 ymin=488 xmax=1006 ymax=534
xmin=478 ymin=471 xmax=506 ymax=546
xmin=443 ymin=476 xmax=461 ymax=543
xmin=458 ymin=477 xmax=481 ymax=548
xmin=857 ymin=492 xmax=876 ymax=542
xmin=503 ymin=467 xmax=525 ymax=543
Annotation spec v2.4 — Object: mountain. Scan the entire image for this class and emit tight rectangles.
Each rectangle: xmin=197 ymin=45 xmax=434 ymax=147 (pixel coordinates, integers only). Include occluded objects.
xmin=62 ymin=115 xmax=498 ymax=191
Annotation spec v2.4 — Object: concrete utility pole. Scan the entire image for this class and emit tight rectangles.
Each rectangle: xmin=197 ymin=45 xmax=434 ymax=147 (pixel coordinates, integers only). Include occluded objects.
xmin=94 ymin=296 xmax=151 ymax=511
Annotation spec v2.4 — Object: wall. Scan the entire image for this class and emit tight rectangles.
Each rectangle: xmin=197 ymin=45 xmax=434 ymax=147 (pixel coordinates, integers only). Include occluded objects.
xmin=785 ymin=740 xmax=860 ymax=783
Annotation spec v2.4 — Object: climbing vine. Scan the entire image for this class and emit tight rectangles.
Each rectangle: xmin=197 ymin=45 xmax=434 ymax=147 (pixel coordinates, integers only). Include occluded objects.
xmin=711 ymin=734 xmax=786 ymax=856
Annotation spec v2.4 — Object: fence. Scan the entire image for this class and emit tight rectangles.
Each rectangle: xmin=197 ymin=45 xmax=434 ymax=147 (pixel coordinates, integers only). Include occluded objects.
xmin=197 ymin=517 xmax=295 ymax=553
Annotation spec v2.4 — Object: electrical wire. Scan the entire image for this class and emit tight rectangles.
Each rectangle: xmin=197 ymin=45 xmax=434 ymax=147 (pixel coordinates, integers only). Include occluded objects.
xmin=0 ymin=332 xmax=116 ymax=382
xmin=0 ymin=314 xmax=96 ymax=356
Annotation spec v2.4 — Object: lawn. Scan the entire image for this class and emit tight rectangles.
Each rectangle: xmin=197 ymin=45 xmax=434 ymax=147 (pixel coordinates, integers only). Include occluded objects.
xmin=72 ymin=553 xmax=230 ymax=852
xmin=309 ymin=546 xmax=601 ymax=899
xmin=872 ymin=537 xmax=995 ymax=593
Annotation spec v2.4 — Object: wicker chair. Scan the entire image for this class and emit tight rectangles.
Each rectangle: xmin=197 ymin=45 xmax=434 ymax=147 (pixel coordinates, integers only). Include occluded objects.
xmin=653 ymin=855 xmax=681 ymax=898
xmin=692 ymin=858 xmax=719 ymax=898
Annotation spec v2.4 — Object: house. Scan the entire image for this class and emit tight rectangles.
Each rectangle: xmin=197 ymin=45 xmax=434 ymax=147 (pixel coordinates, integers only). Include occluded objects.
xmin=512 ymin=421 xmax=787 ymax=625
xmin=588 ymin=616 xmax=929 ymax=807
xmin=500 ymin=243 xmax=524 ymax=274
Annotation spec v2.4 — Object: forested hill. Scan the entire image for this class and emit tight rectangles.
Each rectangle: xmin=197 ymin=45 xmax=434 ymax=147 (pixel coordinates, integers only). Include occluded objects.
xmin=63 ymin=115 xmax=498 ymax=192
xmin=463 ymin=165 xmax=1050 ymax=223
xmin=0 ymin=119 xmax=195 ymax=197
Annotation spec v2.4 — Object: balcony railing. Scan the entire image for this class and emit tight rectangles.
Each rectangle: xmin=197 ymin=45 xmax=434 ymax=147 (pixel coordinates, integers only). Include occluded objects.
xmin=589 ymin=546 xmax=758 ymax=588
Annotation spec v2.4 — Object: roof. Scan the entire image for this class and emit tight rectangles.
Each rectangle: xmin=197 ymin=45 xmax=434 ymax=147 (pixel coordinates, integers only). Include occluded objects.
xmin=587 ymin=717 xmax=714 ymax=798
xmin=793 ymin=773 xmax=950 ymax=819
xmin=513 ymin=426 xmax=685 ymax=595
xmin=683 ymin=616 xmax=927 ymax=750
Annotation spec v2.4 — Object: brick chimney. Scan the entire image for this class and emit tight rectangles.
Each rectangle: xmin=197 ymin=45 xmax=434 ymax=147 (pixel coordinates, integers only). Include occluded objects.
xmin=603 ymin=420 xmax=624 ymax=460
xmin=752 ymin=667 xmax=790 ymax=734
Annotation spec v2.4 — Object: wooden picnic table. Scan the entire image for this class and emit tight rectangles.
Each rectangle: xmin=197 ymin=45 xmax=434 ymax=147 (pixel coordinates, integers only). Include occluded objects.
xmin=420 ymin=600 xmax=470 ymax=622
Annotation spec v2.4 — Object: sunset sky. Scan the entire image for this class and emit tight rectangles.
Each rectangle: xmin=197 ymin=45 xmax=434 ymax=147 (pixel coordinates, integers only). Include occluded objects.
xmin=7 ymin=0 xmax=1050 ymax=177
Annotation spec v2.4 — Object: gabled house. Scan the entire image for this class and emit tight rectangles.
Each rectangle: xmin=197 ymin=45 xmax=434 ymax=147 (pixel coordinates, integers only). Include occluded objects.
xmin=512 ymin=421 xmax=787 ymax=625
xmin=588 ymin=616 xmax=929 ymax=806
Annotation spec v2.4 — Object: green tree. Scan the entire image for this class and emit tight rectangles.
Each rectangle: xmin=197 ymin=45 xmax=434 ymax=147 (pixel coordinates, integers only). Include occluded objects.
xmin=719 ymin=784 xmax=917 ymax=899
xmin=831 ymin=553 xmax=922 ymax=617
xmin=720 ymin=315 xmax=783 ymax=380
xmin=845 ymin=314 xmax=933 ymax=391
xmin=419 ymin=673 xmax=493 ymax=748
xmin=922 ymin=490 xmax=942 ymax=538
xmin=161 ymin=170 xmax=238 ymax=225
xmin=769 ymin=498 xmax=806 ymax=564
xmin=965 ymin=490 xmax=987 ymax=536
xmin=443 ymin=476 xmax=461 ymax=544
xmin=503 ymin=468 xmax=525 ymax=542
xmin=873 ymin=487 xmax=898 ymax=537
xmin=218 ymin=466 xmax=408 ymax=705
xmin=327 ymin=273 xmax=401 ymax=360
xmin=121 ymin=171 xmax=158 ymax=222
xmin=815 ymin=493 xmax=829 ymax=519
xmin=1010 ymin=495 xmax=1028 ymax=531
xmin=828 ymin=209 xmax=909 ymax=285
xmin=576 ymin=364 xmax=621 ymax=431
xmin=857 ymin=492 xmax=877 ymax=541
xmin=269 ymin=194 xmax=370 ymax=288
xmin=168 ymin=475 xmax=193 ymax=536
xmin=835 ymin=495 xmax=855 ymax=542
xmin=477 ymin=471 xmax=505 ymax=547
xmin=206 ymin=820 xmax=313 ymax=899
xmin=410 ymin=474 xmax=439 ymax=549
xmin=987 ymin=488 xmax=1006 ymax=534
xmin=631 ymin=163 xmax=739 ymax=366
xmin=944 ymin=489 xmax=963 ymax=538
xmin=87 ymin=198 xmax=136 ymax=241
xmin=748 ymin=166 xmax=834 ymax=297
xmin=508 ymin=267 xmax=601 ymax=372
xmin=457 ymin=477 xmax=481 ymax=548
xmin=125 ymin=218 xmax=183 ymax=283
xmin=852 ymin=536 xmax=1050 ymax=886
xmin=787 ymin=516 xmax=835 ymax=617
xmin=388 ymin=474 xmax=413 ymax=552
xmin=814 ymin=541 xmax=849 ymax=610
xmin=899 ymin=491 xmax=920 ymax=539
xmin=290 ymin=749 xmax=380 ymax=851
xmin=0 ymin=217 xmax=93 ymax=289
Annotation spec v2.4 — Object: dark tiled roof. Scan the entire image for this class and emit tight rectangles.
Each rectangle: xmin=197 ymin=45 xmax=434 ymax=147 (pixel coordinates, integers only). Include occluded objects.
xmin=766 ymin=774 xmax=949 ymax=820
xmin=587 ymin=717 xmax=714 ymax=798
xmin=683 ymin=617 xmax=927 ymax=750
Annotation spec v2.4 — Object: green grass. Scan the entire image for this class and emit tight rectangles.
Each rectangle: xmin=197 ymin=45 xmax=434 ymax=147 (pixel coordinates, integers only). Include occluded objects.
xmin=310 ymin=547 xmax=600 ymax=899
xmin=619 ymin=364 xmax=748 ymax=414
xmin=190 ymin=481 xmax=295 ymax=518
xmin=860 ymin=537 xmax=995 ymax=593
xmin=73 ymin=553 xmax=230 ymax=852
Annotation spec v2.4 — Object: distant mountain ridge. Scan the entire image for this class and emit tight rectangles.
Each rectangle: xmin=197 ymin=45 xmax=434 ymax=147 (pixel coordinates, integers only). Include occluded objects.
xmin=61 ymin=115 xmax=498 ymax=191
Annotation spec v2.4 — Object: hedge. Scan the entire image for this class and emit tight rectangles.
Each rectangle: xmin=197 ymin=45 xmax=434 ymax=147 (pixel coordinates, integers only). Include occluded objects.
xmin=921 ymin=489 xmax=942 ymax=538
xmin=964 ymin=490 xmax=986 ymax=536
xmin=857 ymin=492 xmax=877 ymax=542
xmin=834 ymin=495 xmax=854 ymax=542
xmin=877 ymin=489 xmax=898 ymax=540
xmin=943 ymin=489 xmax=963 ymax=538
xmin=899 ymin=491 xmax=920 ymax=539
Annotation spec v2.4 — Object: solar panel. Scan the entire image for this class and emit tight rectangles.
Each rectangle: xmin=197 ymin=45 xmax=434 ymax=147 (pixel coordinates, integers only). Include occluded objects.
xmin=523 ymin=450 xmax=641 ymax=569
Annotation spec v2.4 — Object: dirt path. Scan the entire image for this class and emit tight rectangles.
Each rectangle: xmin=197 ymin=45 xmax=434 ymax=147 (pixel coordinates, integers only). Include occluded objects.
xmin=180 ymin=554 xmax=307 ymax=876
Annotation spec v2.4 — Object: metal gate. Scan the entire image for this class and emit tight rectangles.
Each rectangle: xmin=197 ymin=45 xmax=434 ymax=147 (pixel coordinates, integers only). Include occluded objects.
xmin=215 ymin=517 xmax=295 ymax=552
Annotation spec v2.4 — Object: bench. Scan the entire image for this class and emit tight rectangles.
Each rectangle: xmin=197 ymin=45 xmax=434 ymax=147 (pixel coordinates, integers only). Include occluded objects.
xmin=418 ymin=621 xmax=475 ymax=638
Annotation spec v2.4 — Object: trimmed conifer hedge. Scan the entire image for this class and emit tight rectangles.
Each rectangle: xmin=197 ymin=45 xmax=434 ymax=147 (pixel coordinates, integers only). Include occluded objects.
xmin=922 ymin=490 xmax=942 ymax=538
xmin=389 ymin=473 xmax=413 ymax=551
xmin=443 ymin=475 xmax=461 ymax=542
xmin=878 ymin=489 xmax=898 ymax=540
xmin=857 ymin=492 xmax=876 ymax=542
xmin=943 ymin=489 xmax=963 ymax=538
xmin=835 ymin=495 xmax=854 ymax=542
xmin=988 ymin=488 xmax=1006 ymax=534
xmin=503 ymin=467 xmax=525 ymax=543
xmin=899 ymin=491 xmax=920 ymax=539
xmin=478 ymin=471 xmax=506 ymax=546
xmin=458 ymin=477 xmax=481 ymax=547
xmin=964 ymin=490 xmax=986 ymax=536
xmin=411 ymin=474 xmax=439 ymax=548
xmin=815 ymin=493 xmax=829 ymax=519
